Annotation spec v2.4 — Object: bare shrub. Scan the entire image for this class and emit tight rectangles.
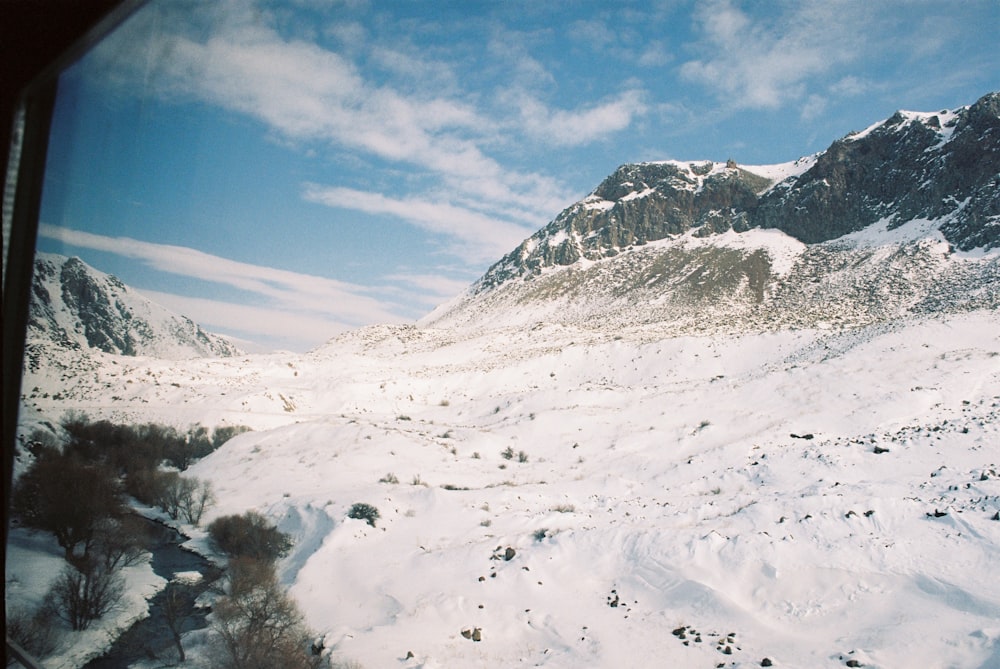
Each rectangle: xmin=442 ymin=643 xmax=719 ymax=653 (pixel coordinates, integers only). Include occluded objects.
xmin=92 ymin=515 xmax=149 ymax=570
xmin=179 ymin=477 xmax=215 ymax=525
xmin=208 ymin=511 xmax=292 ymax=563
xmin=347 ymin=503 xmax=380 ymax=527
xmin=5 ymin=604 xmax=61 ymax=663
xmin=12 ymin=450 xmax=124 ymax=561
xmin=47 ymin=560 xmax=124 ymax=631
xmin=213 ymin=424 xmax=253 ymax=450
xmin=211 ymin=557 xmax=325 ymax=669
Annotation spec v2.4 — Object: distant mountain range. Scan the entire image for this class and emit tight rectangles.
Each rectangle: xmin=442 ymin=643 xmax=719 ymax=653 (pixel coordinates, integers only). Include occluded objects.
xmin=24 ymin=92 xmax=1000 ymax=357
xmin=27 ymin=252 xmax=242 ymax=361
xmin=426 ymin=91 xmax=1000 ymax=331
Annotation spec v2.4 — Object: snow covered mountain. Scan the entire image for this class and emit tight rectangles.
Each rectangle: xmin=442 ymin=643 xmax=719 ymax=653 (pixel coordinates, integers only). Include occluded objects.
xmin=26 ymin=252 xmax=242 ymax=362
xmin=426 ymin=92 xmax=1000 ymax=331
xmin=10 ymin=93 xmax=1000 ymax=669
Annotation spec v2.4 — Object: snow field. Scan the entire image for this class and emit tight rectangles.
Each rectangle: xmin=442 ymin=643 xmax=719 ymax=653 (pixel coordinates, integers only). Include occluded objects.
xmin=168 ymin=310 xmax=1000 ymax=667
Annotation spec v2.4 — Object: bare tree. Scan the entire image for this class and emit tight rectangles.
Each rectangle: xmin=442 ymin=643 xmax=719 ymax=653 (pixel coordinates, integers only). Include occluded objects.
xmin=163 ymin=586 xmax=191 ymax=662
xmin=13 ymin=451 xmax=124 ymax=562
xmin=5 ymin=604 xmax=61 ymax=665
xmin=47 ymin=560 xmax=124 ymax=631
xmin=179 ymin=478 xmax=215 ymax=526
xmin=211 ymin=557 xmax=324 ymax=669
xmin=92 ymin=515 xmax=149 ymax=570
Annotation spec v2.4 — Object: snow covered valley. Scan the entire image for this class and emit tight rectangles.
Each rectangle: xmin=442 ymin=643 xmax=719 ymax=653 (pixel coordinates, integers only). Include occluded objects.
xmin=13 ymin=309 xmax=1000 ymax=668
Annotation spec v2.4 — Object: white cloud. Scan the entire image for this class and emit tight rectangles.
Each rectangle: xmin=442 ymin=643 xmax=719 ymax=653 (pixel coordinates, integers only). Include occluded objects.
xmin=800 ymin=94 xmax=827 ymax=121
xmin=680 ymin=0 xmax=867 ymax=109
xmin=638 ymin=41 xmax=672 ymax=68
xmin=136 ymin=289 xmax=357 ymax=351
xmin=118 ymin=12 xmax=581 ymax=237
xmin=507 ymin=89 xmax=648 ymax=147
xmin=38 ymin=223 xmax=403 ymax=326
xmin=300 ymin=185 xmax=535 ymax=264
xmin=829 ymin=76 xmax=870 ymax=98
xmin=382 ymin=273 xmax=472 ymax=305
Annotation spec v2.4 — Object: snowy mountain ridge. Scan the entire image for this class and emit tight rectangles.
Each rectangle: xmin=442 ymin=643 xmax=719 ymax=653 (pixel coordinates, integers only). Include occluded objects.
xmin=26 ymin=252 xmax=242 ymax=362
xmin=426 ymin=92 xmax=1000 ymax=331
xmin=10 ymin=92 xmax=1000 ymax=669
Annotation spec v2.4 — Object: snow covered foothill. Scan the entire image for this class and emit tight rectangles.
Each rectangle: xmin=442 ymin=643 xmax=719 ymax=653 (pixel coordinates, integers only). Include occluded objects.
xmin=102 ymin=308 xmax=998 ymax=669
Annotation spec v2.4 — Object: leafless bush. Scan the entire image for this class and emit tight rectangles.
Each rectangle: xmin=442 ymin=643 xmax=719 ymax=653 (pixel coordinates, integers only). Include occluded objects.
xmin=92 ymin=515 xmax=149 ymax=570
xmin=155 ymin=474 xmax=214 ymax=525
xmin=208 ymin=511 xmax=292 ymax=562
xmin=211 ymin=557 xmax=325 ymax=669
xmin=46 ymin=560 xmax=124 ymax=631
xmin=179 ymin=477 xmax=215 ymax=525
xmin=5 ymin=604 xmax=61 ymax=664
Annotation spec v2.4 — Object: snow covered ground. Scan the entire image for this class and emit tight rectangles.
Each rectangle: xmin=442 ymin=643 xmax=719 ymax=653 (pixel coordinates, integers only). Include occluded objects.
xmin=11 ymin=309 xmax=1000 ymax=668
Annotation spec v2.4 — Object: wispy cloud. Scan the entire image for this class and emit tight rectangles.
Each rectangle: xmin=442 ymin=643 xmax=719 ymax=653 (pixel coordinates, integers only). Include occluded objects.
xmin=679 ymin=0 xmax=867 ymax=110
xmin=301 ymin=185 xmax=535 ymax=264
xmin=136 ymin=290 xmax=356 ymax=352
xmin=39 ymin=223 xmax=404 ymax=327
xmin=505 ymin=89 xmax=648 ymax=147
xmin=91 ymin=6 xmax=611 ymax=263
xmin=383 ymin=273 xmax=471 ymax=300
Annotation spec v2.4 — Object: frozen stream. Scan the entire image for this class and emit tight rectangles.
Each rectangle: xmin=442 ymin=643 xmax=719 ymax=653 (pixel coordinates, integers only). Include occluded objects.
xmin=83 ymin=516 xmax=222 ymax=669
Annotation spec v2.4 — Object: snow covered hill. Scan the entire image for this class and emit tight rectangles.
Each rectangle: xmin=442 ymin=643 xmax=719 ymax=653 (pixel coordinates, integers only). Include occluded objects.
xmin=27 ymin=252 xmax=242 ymax=361
xmin=14 ymin=309 xmax=1000 ymax=668
xmin=11 ymin=92 xmax=1000 ymax=669
xmin=425 ymin=92 xmax=1000 ymax=332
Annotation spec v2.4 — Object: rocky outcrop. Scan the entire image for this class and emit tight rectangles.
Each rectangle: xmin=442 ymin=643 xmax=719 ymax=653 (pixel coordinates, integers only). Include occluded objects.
xmin=28 ymin=253 xmax=242 ymax=359
xmin=756 ymin=92 xmax=1000 ymax=249
xmin=475 ymin=92 xmax=1000 ymax=293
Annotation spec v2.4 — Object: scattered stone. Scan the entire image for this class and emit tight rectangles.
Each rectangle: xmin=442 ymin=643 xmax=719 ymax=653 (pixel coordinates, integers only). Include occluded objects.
xmin=762 ymin=659 xmax=773 ymax=667
xmin=846 ymin=660 xmax=862 ymax=668
xmin=790 ymin=433 xmax=814 ymax=440
xmin=504 ymin=547 xmax=516 ymax=561
xmin=723 ymin=645 xmax=733 ymax=655
xmin=864 ymin=510 xmax=875 ymax=517
xmin=873 ymin=445 xmax=890 ymax=454
xmin=461 ymin=629 xmax=472 ymax=639
xmin=672 ymin=626 xmax=687 ymax=637
xmin=472 ymin=628 xmax=482 ymax=642
xmin=405 ymin=651 xmax=414 ymax=659
xmin=992 ymin=511 xmax=999 ymax=521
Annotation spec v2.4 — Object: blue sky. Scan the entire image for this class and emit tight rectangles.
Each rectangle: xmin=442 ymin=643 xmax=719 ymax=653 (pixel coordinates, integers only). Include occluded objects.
xmin=36 ymin=0 xmax=999 ymax=351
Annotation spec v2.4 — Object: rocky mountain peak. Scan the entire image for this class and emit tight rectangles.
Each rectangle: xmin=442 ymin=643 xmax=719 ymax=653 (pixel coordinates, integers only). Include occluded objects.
xmin=474 ymin=92 xmax=1000 ymax=295
xmin=757 ymin=92 xmax=1000 ymax=248
xmin=425 ymin=92 xmax=1000 ymax=333
xmin=28 ymin=253 xmax=242 ymax=360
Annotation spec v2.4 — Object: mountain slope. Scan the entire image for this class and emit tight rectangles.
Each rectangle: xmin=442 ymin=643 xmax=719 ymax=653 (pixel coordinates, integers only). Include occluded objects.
xmin=425 ymin=92 xmax=1000 ymax=331
xmin=27 ymin=252 xmax=242 ymax=361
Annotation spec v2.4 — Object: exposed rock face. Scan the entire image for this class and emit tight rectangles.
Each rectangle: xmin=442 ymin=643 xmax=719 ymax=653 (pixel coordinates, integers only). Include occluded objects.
xmin=480 ymin=161 xmax=772 ymax=291
xmin=476 ymin=92 xmax=1000 ymax=293
xmin=756 ymin=92 xmax=1000 ymax=249
xmin=425 ymin=92 xmax=1000 ymax=333
xmin=28 ymin=253 xmax=242 ymax=359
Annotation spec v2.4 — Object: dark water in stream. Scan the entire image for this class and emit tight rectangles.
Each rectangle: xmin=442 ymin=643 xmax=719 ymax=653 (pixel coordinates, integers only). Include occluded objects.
xmin=83 ymin=516 xmax=222 ymax=669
